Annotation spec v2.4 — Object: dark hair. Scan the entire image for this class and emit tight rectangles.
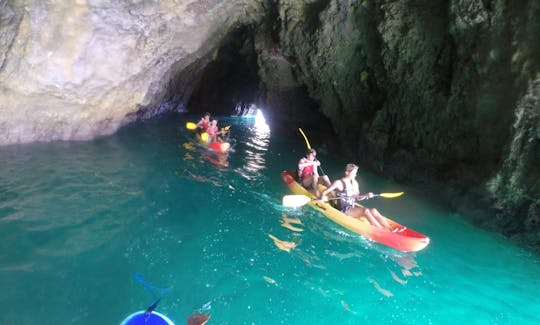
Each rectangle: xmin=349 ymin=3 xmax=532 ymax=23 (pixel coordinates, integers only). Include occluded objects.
xmin=306 ymin=148 xmax=316 ymax=156
xmin=345 ymin=163 xmax=358 ymax=172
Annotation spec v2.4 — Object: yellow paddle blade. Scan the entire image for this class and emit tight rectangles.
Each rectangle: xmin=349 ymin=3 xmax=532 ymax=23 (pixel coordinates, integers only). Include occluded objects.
xmin=186 ymin=122 xmax=197 ymax=130
xmin=219 ymin=126 xmax=231 ymax=134
xmin=200 ymin=132 xmax=209 ymax=142
xmin=282 ymin=195 xmax=311 ymax=208
xmin=379 ymin=192 xmax=404 ymax=198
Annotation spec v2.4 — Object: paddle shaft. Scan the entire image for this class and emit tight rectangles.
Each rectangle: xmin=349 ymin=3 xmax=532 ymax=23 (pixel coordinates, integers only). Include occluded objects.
xmin=282 ymin=192 xmax=403 ymax=208
xmin=298 ymin=128 xmax=327 ymax=176
xmin=324 ymin=194 xmax=371 ymax=201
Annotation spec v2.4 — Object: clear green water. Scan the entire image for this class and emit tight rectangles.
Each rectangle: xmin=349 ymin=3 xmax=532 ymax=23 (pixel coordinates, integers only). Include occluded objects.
xmin=1 ymin=113 xmax=539 ymax=325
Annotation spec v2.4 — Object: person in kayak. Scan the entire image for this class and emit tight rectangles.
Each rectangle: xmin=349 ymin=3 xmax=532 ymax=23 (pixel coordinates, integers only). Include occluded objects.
xmin=196 ymin=112 xmax=211 ymax=132
xmin=297 ymin=148 xmax=331 ymax=196
xmin=320 ymin=163 xmax=392 ymax=230
xmin=207 ymin=119 xmax=222 ymax=142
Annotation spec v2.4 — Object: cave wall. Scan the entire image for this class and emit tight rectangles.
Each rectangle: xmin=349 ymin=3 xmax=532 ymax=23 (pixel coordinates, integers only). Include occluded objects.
xmin=0 ymin=0 xmax=266 ymax=144
xmin=271 ymin=0 xmax=539 ymax=247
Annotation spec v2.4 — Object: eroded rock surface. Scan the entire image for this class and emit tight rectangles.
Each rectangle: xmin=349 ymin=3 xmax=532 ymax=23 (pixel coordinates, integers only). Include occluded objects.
xmin=0 ymin=0 xmax=265 ymax=143
xmin=274 ymin=0 xmax=539 ymax=249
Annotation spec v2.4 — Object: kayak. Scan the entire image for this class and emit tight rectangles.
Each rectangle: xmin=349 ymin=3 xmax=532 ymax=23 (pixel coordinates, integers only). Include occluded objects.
xmin=120 ymin=310 xmax=175 ymax=325
xmin=120 ymin=311 xmax=210 ymax=325
xmin=281 ymin=170 xmax=430 ymax=252
xmin=195 ymin=132 xmax=230 ymax=153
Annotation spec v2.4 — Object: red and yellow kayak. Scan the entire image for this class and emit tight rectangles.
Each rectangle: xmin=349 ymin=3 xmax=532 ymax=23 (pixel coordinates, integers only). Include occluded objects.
xmin=195 ymin=132 xmax=230 ymax=153
xmin=281 ymin=170 xmax=430 ymax=252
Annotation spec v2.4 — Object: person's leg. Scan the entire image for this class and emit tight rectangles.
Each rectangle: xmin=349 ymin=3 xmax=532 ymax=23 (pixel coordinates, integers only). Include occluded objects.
xmin=302 ymin=176 xmax=314 ymax=189
xmin=312 ymin=176 xmax=320 ymax=196
xmin=368 ymin=208 xmax=391 ymax=229
xmin=321 ymin=175 xmax=331 ymax=187
xmin=346 ymin=207 xmax=370 ymax=223
xmin=362 ymin=208 xmax=386 ymax=228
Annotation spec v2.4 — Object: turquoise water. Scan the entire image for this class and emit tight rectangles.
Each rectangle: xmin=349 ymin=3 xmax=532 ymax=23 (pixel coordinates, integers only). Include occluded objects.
xmin=1 ymin=113 xmax=539 ymax=324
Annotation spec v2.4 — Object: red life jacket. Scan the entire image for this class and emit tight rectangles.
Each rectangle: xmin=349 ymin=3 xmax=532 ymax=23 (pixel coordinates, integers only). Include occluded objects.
xmin=207 ymin=126 xmax=218 ymax=137
xmin=199 ymin=120 xmax=210 ymax=130
xmin=299 ymin=164 xmax=314 ymax=179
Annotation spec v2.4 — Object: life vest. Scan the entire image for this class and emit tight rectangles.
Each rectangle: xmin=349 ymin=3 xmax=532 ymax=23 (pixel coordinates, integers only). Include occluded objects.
xmin=207 ymin=125 xmax=218 ymax=137
xmin=198 ymin=120 xmax=210 ymax=131
xmin=298 ymin=163 xmax=314 ymax=180
xmin=336 ymin=179 xmax=356 ymax=212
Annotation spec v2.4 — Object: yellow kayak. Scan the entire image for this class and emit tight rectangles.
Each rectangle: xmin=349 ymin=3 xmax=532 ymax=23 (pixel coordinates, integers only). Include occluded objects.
xmin=281 ymin=170 xmax=430 ymax=252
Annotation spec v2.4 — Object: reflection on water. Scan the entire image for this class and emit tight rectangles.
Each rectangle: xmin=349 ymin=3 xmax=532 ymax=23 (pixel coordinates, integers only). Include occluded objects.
xmin=203 ymin=151 xmax=229 ymax=168
xmin=237 ymin=109 xmax=270 ymax=179
xmin=182 ymin=140 xmax=229 ymax=169
xmin=179 ymin=169 xmax=223 ymax=187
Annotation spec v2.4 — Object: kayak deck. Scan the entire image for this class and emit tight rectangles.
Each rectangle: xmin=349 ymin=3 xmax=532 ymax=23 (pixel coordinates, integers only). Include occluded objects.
xmin=281 ymin=170 xmax=430 ymax=252
xmin=195 ymin=132 xmax=230 ymax=153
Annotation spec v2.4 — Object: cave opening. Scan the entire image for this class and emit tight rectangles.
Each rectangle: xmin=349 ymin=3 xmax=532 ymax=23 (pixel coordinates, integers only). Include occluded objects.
xmin=186 ymin=26 xmax=261 ymax=117
xmin=163 ymin=23 xmax=335 ymax=147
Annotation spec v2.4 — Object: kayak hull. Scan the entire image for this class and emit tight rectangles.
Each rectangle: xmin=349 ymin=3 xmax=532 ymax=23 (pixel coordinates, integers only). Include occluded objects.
xmin=281 ymin=170 xmax=430 ymax=252
xmin=195 ymin=132 xmax=230 ymax=153
xmin=120 ymin=311 xmax=175 ymax=325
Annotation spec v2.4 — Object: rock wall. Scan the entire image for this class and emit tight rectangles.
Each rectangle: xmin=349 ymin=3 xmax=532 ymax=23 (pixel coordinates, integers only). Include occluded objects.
xmin=0 ymin=0 xmax=265 ymax=144
xmin=272 ymin=0 xmax=539 ymax=249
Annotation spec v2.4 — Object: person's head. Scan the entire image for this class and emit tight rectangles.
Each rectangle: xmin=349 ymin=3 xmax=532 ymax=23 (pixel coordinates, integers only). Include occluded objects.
xmin=211 ymin=119 xmax=217 ymax=126
xmin=204 ymin=112 xmax=211 ymax=119
xmin=305 ymin=148 xmax=317 ymax=160
xmin=345 ymin=163 xmax=358 ymax=177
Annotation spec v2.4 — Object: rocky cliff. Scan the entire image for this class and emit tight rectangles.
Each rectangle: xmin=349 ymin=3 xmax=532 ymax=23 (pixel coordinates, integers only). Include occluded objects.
xmin=0 ymin=0 xmax=265 ymax=143
xmin=270 ymin=0 xmax=539 ymax=249
xmin=0 ymin=0 xmax=538 ymax=250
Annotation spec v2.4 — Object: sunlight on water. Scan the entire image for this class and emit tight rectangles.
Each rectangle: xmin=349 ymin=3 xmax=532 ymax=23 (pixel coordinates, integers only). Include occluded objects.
xmin=236 ymin=109 xmax=271 ymax=179
xmin=1 ymin=113 xmax=539 ymax=324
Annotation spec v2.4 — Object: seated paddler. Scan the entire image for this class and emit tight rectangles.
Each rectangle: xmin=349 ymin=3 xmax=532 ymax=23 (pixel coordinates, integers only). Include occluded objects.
xmin=297 ymin=148 xmax=331 ymax=196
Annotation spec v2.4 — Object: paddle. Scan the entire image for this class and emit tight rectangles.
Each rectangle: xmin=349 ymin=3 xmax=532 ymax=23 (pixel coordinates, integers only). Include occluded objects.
xmin=298 ymin=128 xmax=327 ymax=176
xmin=219 ymin=125 xmax=231 ymax=134
xmin=282 ymin=192 xmax=404 ymax=208
xmin=133 ymin=273 xmax=170 ymax=317
xmin=186 ymin=121 xmax=209 ymax=142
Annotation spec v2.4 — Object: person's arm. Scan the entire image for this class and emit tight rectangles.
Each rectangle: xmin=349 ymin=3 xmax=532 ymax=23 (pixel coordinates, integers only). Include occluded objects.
xmin=297 ymin=158 xmax=308 ymax=170
xmin=356 ymin=191 xmax=374 ymax=201
xmin=320 ymin=180 xmax=341 ymax=198
xmin=298 ymin=159 xmax=319 ymax=169
xmin=353 ymin=181 xmax=360 ymax=196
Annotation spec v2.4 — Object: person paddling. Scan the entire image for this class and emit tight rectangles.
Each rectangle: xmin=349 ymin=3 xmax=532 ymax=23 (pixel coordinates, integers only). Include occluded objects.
xmin=196 ymin=112 xmax=211 ymax=132
xmin=320 ymin=163 xmax=392 ymax=230
xmin=206 ymin=119 xmax=222 ymax=142
xmin=297 ymin=148 xmax=331 ymax=196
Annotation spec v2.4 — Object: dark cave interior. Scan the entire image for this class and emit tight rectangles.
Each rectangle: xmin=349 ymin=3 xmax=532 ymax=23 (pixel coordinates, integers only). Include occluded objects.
xmin=167 ymin=25 xmax=336 ymax=149
xmin=187 ymin=26 xmax=261 ymax=116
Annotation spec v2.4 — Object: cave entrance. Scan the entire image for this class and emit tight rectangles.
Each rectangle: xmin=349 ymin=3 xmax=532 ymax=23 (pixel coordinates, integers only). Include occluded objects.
xmin=186 ymin=26 xmax=260 ymax=117
xmin=177 ymin=24 xmax=333 ymax=147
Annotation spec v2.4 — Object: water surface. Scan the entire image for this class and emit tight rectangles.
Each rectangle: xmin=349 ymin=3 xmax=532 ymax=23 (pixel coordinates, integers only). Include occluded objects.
xmin=1 ymin=113 xmax=539 ymax=324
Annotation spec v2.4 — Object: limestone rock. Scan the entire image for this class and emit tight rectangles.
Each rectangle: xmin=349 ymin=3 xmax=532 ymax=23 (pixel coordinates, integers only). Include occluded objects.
xmin=0 ymin=0 xmax=265 ymax=144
